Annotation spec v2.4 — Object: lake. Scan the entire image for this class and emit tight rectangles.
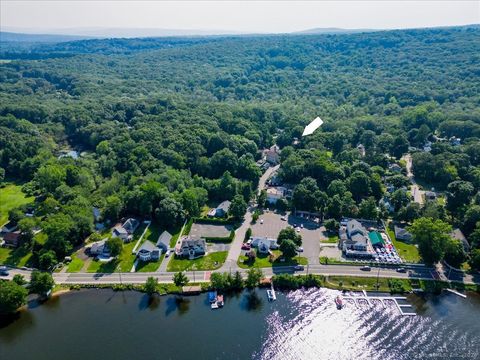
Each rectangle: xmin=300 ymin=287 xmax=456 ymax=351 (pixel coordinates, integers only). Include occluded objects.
xmin=1 ymin=288 xmax=479 ymax=360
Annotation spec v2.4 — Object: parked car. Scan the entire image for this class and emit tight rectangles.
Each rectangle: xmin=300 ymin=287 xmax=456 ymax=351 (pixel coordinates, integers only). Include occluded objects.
xmin=246 ymin=239 xmax=253 ymax=245
xmin=260 ymin=219 xmax=264 ymax=224
xmin=396 ymin=267 xmax=407 ymax=273
xmin=294 ymin=265 xmax=304 ymax=271
xmin=300 ymin=223 xmax=304 ymax=228
xmin=241 ymin=243 xmax=251 ymax=250
xmin=280 ymin=216 xmax=287 ymax=221
xmin=296 ymin=247 xmax=304 ymax=252
xmin=0 ymin=266 xmax=9 ymax=276
xmin=360 ymin=266 xmax=371 ymax=271
xmin=165 ymin=250 xmax=171 ymax=258
xmin=296 ymin=227 xmax=301 ymax=232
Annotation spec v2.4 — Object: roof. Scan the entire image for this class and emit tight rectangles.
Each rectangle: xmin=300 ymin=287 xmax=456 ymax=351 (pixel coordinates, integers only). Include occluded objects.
xmin=90 ymin=240 xmax=106 ymax=253
xmin=3 ymin=231 xmax=20 ymax=242
xmin=216 ymin=201 xmax=231 ymax=212
xmin=113 ymin=225 xmax=128 ymax=235
xmin=368 ymin=231 xmax=384 ymax=246
xmin=138 ymin=240 xmax=158 ymax=253
xmin=156 ymin=230 xmax=172 ymax=248
xmin=347 ymin=220 xmax=366 ymax=236
xmin=394 ymin=225 xmax=412 ymax=238
xmin=122 ymin=218 xmax=139 ymax=233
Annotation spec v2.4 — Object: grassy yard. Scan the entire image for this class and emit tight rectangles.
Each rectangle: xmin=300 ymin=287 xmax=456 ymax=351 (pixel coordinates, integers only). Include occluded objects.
xmin=0 ymin=245 xmax=33 ymax=267
xmin=167 ymin=251 xmax=228 ymax=272
xmin=238 ymin=250 xmax=308 ymax=269
xmin=67 ymin=255 xmax=84 ymax=272
xmin=116 ymin=240 xmax=138 ymax=272
xmin=386 ymin=225 xmax=421 ymax=263
xmin=87 ymin=258 xmax=119 ymax=273
xmin=322 ymin=234 xmax=339 ymax=243
xmin=326 ymin=275 xmax=412 ymax=293
xmin=0 ymin=184 xmax=35 ymax=225
xmin=136 ymin=254 xmax=164 ymax=272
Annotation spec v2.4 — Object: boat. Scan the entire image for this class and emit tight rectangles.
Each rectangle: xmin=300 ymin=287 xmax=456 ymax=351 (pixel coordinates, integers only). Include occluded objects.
xmin=267 ymin=284 xmax=277 ymax=301
xmin=208 ymin=291 xmax=217 ymax=303
xmin=335 ymin=295 xmax=344 ymax=309
xmin=216 ymin=295 xmax=224 ymax=307
xmin=211 ymin=302 xmax=219 ymax=309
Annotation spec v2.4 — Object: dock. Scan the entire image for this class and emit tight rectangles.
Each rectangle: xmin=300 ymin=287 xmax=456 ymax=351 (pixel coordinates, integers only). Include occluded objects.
xmin=267 ymin=284 xmax=277 ymax=301
xmin=445 ymin=288 xmax=467 ymax=298
xmin=342 ymin=293 xmax=416 ymax=316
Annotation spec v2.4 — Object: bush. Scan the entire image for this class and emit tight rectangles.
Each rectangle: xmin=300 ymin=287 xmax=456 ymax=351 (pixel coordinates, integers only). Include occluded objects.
xmin=245 ymin=228 xmax=252 ymax=241
xmin=388 ymin=279 xmax=408 ymax=294
xmin=272 ymin=274 xmax=323 ymax=290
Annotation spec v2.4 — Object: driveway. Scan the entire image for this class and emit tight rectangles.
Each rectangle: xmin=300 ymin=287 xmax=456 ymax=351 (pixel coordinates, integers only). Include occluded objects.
xmin=403 ymin=154 xmax=424 ymax=205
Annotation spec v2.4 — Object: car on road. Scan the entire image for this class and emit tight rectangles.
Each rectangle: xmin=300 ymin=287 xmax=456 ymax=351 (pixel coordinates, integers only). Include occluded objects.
xmin=0 ymin=266 xmax=9 ymax=276
xmin=296 ymin=247 xmax=304 ymax=252
xmin=260 ymin=219 xmax=264 ymax=224
xmin=280 ymin=216 xmax=287 ymax=221
xmin=294 ymin=265 xmax=304 ymax=271
xmin=396 ymin=267 xmax=407 ymax=273
xmin=360 ymin=266 xmax=371 ymax=271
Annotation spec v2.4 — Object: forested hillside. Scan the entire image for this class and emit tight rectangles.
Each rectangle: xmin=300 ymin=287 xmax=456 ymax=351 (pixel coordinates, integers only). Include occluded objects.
xmin=1 ymin=26 xmax=480 ymax=269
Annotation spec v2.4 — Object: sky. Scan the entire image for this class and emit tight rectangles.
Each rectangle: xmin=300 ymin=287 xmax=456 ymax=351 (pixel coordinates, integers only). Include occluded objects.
xmin=1 ymin=0 xmax=479 ymax=34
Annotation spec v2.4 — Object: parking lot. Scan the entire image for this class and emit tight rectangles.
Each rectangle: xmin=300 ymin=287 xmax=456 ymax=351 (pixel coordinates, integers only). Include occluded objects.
xmin=190 ymin=223 xmax=232 ymax=238
xmin=251 ymin=211 xmax=326 ymax=264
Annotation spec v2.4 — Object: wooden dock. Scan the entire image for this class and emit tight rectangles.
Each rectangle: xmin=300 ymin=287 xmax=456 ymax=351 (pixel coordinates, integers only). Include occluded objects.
xmin=342 ymin=293 xmax=416 ymax=316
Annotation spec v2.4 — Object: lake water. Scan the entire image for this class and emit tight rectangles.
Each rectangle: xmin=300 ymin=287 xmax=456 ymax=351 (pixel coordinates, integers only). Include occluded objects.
xmin=1 ymin=288 xmax=479 ymax=360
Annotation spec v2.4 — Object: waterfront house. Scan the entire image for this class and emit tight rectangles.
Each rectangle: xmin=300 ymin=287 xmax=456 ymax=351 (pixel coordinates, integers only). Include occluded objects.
xmin=156 ymin=230 xmax=172 ymax=252
xmin=339 ymin=219 xmax=373 ymax=258
xmin=137 ymin=241 xmax=160 ymax=262
xmin=175 ymin=236 xmax=206 ymax=259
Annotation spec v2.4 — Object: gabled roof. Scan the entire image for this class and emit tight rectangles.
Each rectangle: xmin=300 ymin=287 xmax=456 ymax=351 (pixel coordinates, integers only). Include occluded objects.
xmin=216 ymin=201 xmax=231 ymax=212
xmin=3 ymin=231 xmax=20 ymax=242
xmin=156 ymin=230 xmax=172 ymax=248
xmin=347 ymin=220 xmax=365 ymax=236
xmin=138 ymin=240 xmax=158 ymax=253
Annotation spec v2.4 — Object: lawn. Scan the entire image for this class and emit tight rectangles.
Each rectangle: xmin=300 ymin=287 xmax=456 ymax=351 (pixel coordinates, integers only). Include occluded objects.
xmin=167 ymin=251 xmax=228 ymax=272
xmin=326 ymin=275 xmax=412 ymax=293
xmin=117 ymin=240 xmax=138 ymax=272
xmin=386 ymin=225 xmax=421 ymax=263
xmin=238 ymin=250 xmax=308 ymax=269
xmin=0 ymin=184 xmax=35 ymax=225
xmin=136 ymin=254 xmax=164 ymax=272
xmin=87 ymin=258 xmax=119 ymax=273
xmin=67 ymin=255 xmax=84 ymax=272
xmin=322 ymin=234 xmax=339 ymax=243
xmin=0 ymin=245 xmax=33 ymax=267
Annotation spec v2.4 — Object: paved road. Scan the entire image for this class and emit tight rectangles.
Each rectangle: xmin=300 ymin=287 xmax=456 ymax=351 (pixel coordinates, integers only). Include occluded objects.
xmin=403 ymin=154 xmax=424 ymax=205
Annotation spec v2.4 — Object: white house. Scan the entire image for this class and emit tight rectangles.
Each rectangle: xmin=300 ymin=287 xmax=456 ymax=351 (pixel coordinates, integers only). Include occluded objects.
xmin=137 ymin=241 xmax=160 ymax=262
xmin=264 ymin=145 xmax=280 ymax=165
xmin=251 ymin=237 xmax=278 ymax=253
xmin=266 ymin=187 xmax=286 ymax=204
xmin=175 ymin=236 xmax=207 ymax=259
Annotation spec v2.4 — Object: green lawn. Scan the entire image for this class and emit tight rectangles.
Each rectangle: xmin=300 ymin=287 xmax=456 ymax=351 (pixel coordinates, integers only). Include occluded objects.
xmin=117 ymin=240 xmax=138 ymax=272
xmin=67 ymin=255 xmax=84 ymax=272
xmin=386 ymin=225 xmax=421 ymax=263
xmin=322 ymin=234 xmax=339 ymax=243
xmin=167 ymin=251 xmax=228 ymax=272
xmin=87 ymin=259 xmax=119 ymax=273
xmin=136 ymin=254 xmax=164 ymax=272
xmin=326 ymin=276 xmax=412 ymax=293
xmin=238 ymin=250 xmax=308 ymax=269
xmin=0 ymin=245 xmax=33 ymax=267
xmin=0 ymin=184 xmax=35 ymax=225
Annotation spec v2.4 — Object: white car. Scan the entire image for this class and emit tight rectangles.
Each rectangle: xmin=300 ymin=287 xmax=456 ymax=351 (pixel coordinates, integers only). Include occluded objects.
xmin=296 ymin=247 xmax=304 ymax=252
xmin=296 ymin=227 xmax=301 ymax=232
xmin=165 ymin=250 xmax=171 ymax=257
xmin=260 ymin=219 xmax=264 ymax=224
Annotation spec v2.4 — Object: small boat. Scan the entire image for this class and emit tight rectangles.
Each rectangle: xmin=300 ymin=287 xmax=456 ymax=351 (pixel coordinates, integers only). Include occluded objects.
xmin=211 ymin=302 xmax=219 ymax=309
xmin=216 ymin=295 xmax=224 ymax=307
xmin=335 ymin=295 xmax=344 ymax=309
xmin=267 ymin=283 xmax=277 ymax=301
xmin=208 ymin=291 xmax=217 ymax=303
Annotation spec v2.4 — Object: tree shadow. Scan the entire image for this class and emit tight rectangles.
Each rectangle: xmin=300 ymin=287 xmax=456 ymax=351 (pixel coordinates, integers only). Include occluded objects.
xmin=240 ymin=290 xmax=264 ymax=312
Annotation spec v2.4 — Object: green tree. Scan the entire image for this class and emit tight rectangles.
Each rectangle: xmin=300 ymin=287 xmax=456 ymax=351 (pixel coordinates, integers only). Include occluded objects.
xmin=324 ymin=219 xmax=339 ymax=233
xmin=38 ymin=250 xmax=58 ymax=271
xmin=277 ymin=227 xmax=302 ymax=246
xmin=229 ymin=194 xmax=247 ymax=220
xmin=245 ymin=268 xmax=264 ymax=288
xmin=17 ymin=217 xmax=36 ymax=245
xmin=12 ymin=274 xmax=27 ymax=286
xmin=446 ymin=181 xmax=474 ymax=213
xmin=232 ymin=271 xmax=244 ymax=290
xmin=144 ymin=276 xmax=158 ymax=296
xmin=358 ymin=197 xmax=379 ymax=219
xmin=35 ymin=164 xmax=66 ymax=193
xmin=469 ymin=249 xmax=480 ymax=271
xmin=173 ymin=271 xmax=189 ymax=287
xmin=245 ymin=227 xmax=252 ymax=241
xmin=30 ymin=271 xmax=55 ymax=295
xmin=280 ymin=239 xmax=297 ymax=259
xmin=409 ymin=217 xmax=452 ymax=265
xmin=257 ymin=190 xmax=267 ymax=208
xmin=106 ymin=237 xmax=123 ymax=257
xmin=104 ymin=195 xmax=123 ymax=222
xmin=443 ymin=239 xmax=466 ymax=268
xmin=0 ymin=281 xmax=28 ymax=314
xmin=8 ymin=208 xmax=24 ymax=224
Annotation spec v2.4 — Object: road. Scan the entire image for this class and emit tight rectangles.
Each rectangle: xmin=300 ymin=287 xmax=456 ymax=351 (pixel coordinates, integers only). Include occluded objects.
xmin=403 ymin=154 xmax=424 ymax=205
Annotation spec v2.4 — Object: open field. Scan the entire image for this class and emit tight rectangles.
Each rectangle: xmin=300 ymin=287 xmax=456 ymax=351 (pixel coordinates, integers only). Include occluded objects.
xmin=0 ymin=184 xmax=34 ymax=225
xmin=167 ymin=251 xmax=228 ymax=272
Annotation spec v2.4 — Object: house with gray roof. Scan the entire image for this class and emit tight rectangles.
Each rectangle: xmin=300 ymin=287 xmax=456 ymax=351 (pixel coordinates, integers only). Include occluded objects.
xmin=394 ymin=225 xmax=413 ymax=242
xmin=208 ymin=201 xmax=231 ymax=218
xmin=175 ymin=236 xmax=206 ymax=259
xmin=137 ymin=241 xmax=160 ymax=262
xmin=339 ymin=219 xmax=372 ymax=257
xmin=156 ymin=230 xmax=172 ymax=252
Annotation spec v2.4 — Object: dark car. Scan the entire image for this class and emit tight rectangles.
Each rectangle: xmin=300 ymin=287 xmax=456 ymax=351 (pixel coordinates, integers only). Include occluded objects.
xmin=396 ymin=267 xmax=407 ymax=273
xmin=0 ymin=266 xmax=9 ymax=276
xmin=294 ymin=265 xmax=305 ymax=271
xmin=360 ymin=266 xmax=371 ymax=271
xmin=241 ymin=243 xmax=251 ymax=250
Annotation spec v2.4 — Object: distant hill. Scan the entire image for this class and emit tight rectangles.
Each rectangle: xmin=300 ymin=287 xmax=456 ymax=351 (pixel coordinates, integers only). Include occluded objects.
xmin=0 ymin=31 xmax=93 ymax=43
xmin=294 ymin=27 xmax=377 ymax=35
